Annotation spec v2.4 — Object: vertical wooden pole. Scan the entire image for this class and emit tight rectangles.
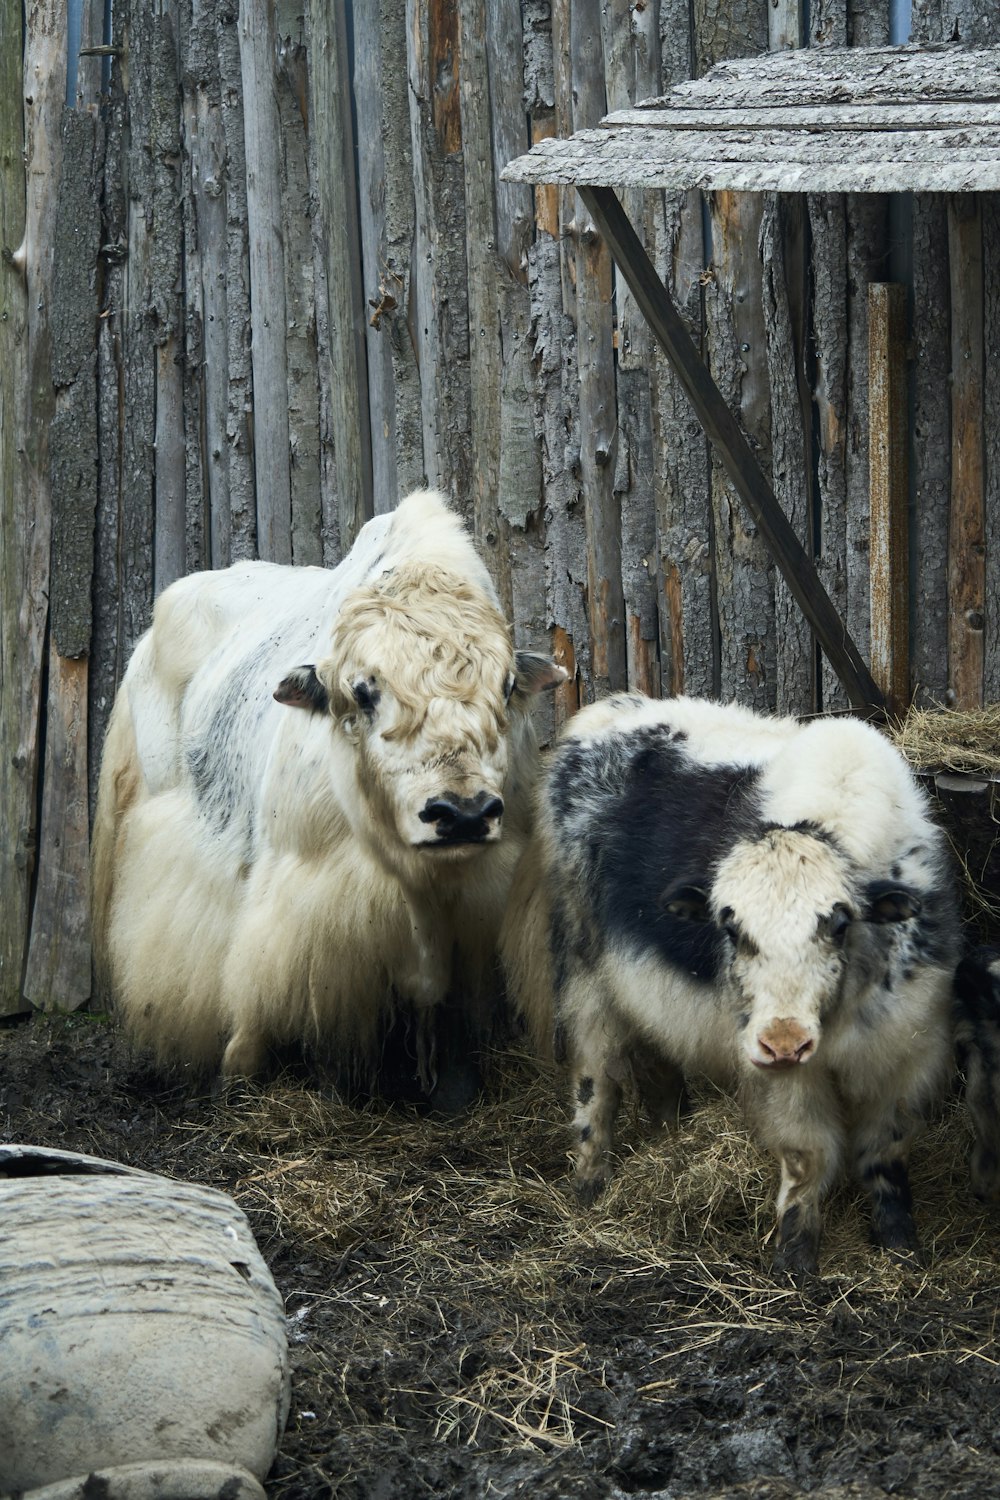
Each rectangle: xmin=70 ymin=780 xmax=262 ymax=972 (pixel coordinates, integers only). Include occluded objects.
xmin=948 ymin=195 xmax=986 ymax=710
xmin=573 ymin=0 xmax=626 ymax=699
xmin=25 ymin=111 xmax=102 ymax=1010
xmin=868 ymin=283 xmax=910 ymax=714
xmin=0 ymin=0 xmax=31 ymax=1012
xmin=240 ymin=0 xmax=292 ymax=564
xmin=310 ymin=0 xmax=372 ymax=547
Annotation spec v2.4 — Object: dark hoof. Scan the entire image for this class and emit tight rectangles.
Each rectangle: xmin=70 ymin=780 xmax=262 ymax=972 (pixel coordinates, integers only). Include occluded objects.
xmin=772 ymin=1239 xmax=820 ymax=1281
xmin=574 ymin=1175 xmax=608 ymax=1208
xmin=427 ymin=1057 xmax=483 ymax=1116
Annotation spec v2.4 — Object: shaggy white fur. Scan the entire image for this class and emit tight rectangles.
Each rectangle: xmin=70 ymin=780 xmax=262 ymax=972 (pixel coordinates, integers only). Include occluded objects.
xmin=92 ymin=491 xmax=563 ymax=1084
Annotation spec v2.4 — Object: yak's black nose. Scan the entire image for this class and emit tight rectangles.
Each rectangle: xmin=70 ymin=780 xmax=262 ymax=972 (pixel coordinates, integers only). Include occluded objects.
xmin=419 ymin=792 xmax=504 ymax=843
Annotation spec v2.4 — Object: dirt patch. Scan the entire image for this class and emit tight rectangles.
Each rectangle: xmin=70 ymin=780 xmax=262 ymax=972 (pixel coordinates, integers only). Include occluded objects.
xmin=2 ymin=1009 xmax=999 ymax=1499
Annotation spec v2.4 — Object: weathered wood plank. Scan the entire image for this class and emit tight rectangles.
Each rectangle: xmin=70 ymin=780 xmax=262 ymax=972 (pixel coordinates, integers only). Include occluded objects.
xmin=912 ymin=0 xmax=1000 ymax=48
xmin=457 ymin=0 xmax=506 ymax=614
xmin=948 ymin=194 xmax=986 ymax=709
xmin=604 ymin=102 xmax=1000 ymax=129
xmin=24 ymin=655 xmax=91 ymax=1011
xmin=809 ymin=191 xmax=849 ymax=712
xmin=705 ymin=186 xmax=774 ymax=709
xmin=49 ymin=109 xmax=100 ymax=662
xmin=603 ymin=0 xmax=661 ymax=698
xmin=179 ymin=0 xmax=209 ymax=579
xmin=910 ymin=194 xmax=951 ymax=704
xmin=504 ymin=124 xmax=1000 ymax=194
xmin=762 ymin=195 xmax=813 ymax=714
xmin=312 ymin=0 xmax=373 ymax=544
xmin=580 ymin=185 xmax=884 ymax=712
xmin=217 ymin=0 xmax=257 ymax=560
xmin=43 ymin=109 xmax=98 ymax=1011
xmin=120 ymin=0 xmax=157 ymax=651
xmin=574 ymin=0 xmax=626 ymax=699
xmin=152 ymin=13 xmax=187 ymax=593
xmin=240 ymin=0 xmax=292 ymax=564
xmin=984 ymin=193 xmax=1000 ymax=702
xmin=667 ymin=43 xmax=1000 ymax=106
xmin=406 ymin=0 xmax=474 ymax=522
xmin=188 ymin=0 xmax=231 ymax=567
xmin=536 ymin=0 xmax=591 ymax=720
xmin=489 ymin=0 xmax=548 ymax=654
xmin=90 ymin=76 xmax=126 ymax=817
xmin=0 ymin=0 xmax=32 ymax=1011
xmin=650 ymin=186 xmax=715 ymax=699
xmin=842 ymin=194 xmax=889 ymax=703
xmin=276 ymin=5 xmax=322 ymax=566
xmin=355 ymin=0 xmax=415 ymax=514
xmin=868 ymin=283 xmax=910 ymax=713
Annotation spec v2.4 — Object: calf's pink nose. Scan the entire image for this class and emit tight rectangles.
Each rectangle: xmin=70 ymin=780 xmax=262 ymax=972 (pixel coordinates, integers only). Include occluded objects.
xmin=757 ymin=1018 xmax=815 ymax=1065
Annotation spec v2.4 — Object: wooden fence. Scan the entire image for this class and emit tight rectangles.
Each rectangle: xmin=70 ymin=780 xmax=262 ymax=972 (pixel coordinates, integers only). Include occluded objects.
xmin=2 ymin=0 xmax=999 ymax=1015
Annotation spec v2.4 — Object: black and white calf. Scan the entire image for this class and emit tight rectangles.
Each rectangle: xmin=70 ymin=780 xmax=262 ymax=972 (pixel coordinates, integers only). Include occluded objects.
xmin=954 ymin=946 xmax=1000 ymax=1201
xmin=503 ymin=695 xmax=960 ymax=1274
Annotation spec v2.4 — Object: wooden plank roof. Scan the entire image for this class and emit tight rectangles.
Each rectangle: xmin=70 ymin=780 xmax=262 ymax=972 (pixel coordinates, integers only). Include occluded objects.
xmin=502 ymin=44 xmax=1000 ymax=194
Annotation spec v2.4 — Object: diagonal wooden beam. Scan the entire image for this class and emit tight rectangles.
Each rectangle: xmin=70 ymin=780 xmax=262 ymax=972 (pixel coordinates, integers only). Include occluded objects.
xmin=579 ymin=184 xmax=885 ymax=715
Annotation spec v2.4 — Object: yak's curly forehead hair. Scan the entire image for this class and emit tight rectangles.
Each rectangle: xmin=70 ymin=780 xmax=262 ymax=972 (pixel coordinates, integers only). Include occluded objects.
xmin=323 ymin=563 xmax=514 ymax=742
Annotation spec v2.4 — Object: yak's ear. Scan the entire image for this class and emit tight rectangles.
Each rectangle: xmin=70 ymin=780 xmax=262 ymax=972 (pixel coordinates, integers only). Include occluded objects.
xmin=511 ymin=651 xmax=568 ymax=698
xmin=659 ymin=882 xmax=711 ymax=923
xmin=863 ymin=880 xmax=923 ymax=924
xmin=274 ymin=665 xmax=329 ymax=713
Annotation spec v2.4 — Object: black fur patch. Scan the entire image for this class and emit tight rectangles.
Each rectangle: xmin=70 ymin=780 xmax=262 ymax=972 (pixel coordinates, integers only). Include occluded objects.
xmin=577 ymin=1076 xmax=595 ymax=1106
xmin=547 ymin=727 xmax=761 ymax=982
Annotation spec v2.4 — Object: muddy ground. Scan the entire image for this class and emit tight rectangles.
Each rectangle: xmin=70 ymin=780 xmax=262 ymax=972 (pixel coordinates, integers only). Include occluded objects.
xmin=2 ymin=1008 xmax=999 ymax=1500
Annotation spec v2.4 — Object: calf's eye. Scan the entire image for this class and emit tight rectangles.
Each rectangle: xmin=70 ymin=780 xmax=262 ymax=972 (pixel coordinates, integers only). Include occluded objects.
xmin=823 ymin=903 xmax=853 ymax=945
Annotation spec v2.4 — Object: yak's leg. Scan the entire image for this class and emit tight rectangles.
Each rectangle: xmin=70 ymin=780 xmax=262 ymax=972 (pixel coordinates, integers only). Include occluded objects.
xmin=772 ymin=1149 xmax=834 ymax=1276
xmin=221 ymin=1027 xmax=268 ymax=1078
xmin=955 ymin=952 xmax=1000 ymax=1201
xmin=852 ymin=1110 xmax=921 ymax=1256
xmin=565 ymin=978 xmax=625 ymax=1206
xmin=632 ymin=1051 xmax=688 ymax=1130
xmin=754 ymin=1077 xmax=842 ymax=1277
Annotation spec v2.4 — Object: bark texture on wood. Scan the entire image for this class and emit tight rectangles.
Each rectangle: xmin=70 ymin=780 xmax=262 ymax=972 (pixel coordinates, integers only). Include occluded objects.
xmin=1 ymin=0 xmax=65 ymax=1014
xmin=0 ymin=0 xmax=30 ymax=1012
xmin=868 ymin=282 xmax=910 ymax=713
xmin=276 ymin=6 xmax=322 ymax=566
xmin=911 ymin=194 xmax=951 ymax=704
xmin=311 ymin=1 xmax=373 ymax=546
xmin=984 ymin=193 xmax=1000 ymax=701
xmin=407 ymin=0 xmax=473 ymax=522
xmin=948 ymin=194 xmax=986 ymax=709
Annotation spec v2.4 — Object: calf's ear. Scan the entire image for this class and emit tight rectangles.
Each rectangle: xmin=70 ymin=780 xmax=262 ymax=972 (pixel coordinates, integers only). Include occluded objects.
xmin=274 ymin=665 xmax=330 ymax=713
xmin=512 ymin=651 xmax=569 ymax=698
xmin=863 ymin=880 xmax=922 ymax=924
xmin=659 ymin=882 xmax=711 ymax=923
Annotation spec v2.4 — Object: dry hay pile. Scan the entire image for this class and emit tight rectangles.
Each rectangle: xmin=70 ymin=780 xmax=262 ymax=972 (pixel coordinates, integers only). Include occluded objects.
xmin=3 ymin=1012 xmax=999 ymax=1497
xmin=892 ymin=703 xmax=1000 ymax=779
xmin=199 ymin=1050 xmax=995 ymax=1478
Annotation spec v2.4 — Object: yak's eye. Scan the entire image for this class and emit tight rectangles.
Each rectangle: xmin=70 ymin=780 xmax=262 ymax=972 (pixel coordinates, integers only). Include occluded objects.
xmin=352 ymin=678 xmax=380 ymax=717
xmin=823 ymin=903 xmax=853 ymax=946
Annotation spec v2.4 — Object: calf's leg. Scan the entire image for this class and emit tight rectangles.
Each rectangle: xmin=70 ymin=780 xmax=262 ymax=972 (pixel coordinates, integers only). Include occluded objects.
xmin=852 ymin=1113 xmax=921 ymax=1255
xmin=753 ymin=1077 xmax=842 ymax=1276
xmin=564 ymin=982 xmax=625 ymax=1205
